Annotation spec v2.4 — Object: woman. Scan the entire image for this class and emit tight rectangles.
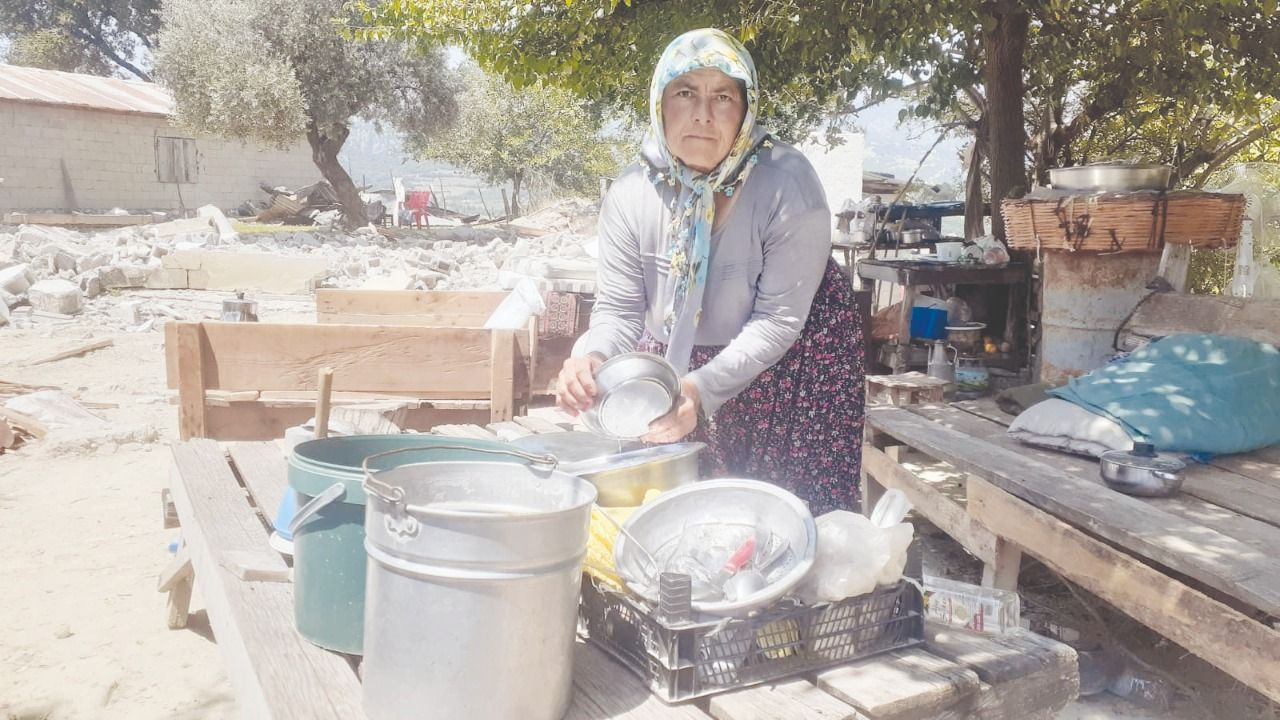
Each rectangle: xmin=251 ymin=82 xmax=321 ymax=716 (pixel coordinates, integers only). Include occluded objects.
xmin=558 ymin=28 xmax=865 ymax=514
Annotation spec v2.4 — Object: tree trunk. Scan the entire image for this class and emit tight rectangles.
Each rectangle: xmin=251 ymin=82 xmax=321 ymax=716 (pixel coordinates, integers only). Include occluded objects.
xmin=964 ymin=141 xmax=987 ymax=241
xmin=982 ymin=3 xmax=1030 ymax=242
xmin=510 ymin=170 xmax=523 ymax=218
xmin=305 ymin=121 xmax=367 ymax=229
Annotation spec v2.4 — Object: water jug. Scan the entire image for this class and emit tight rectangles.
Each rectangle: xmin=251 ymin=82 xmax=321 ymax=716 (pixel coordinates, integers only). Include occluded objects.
xmin=926 ymin=340 xmax=956 ymax=383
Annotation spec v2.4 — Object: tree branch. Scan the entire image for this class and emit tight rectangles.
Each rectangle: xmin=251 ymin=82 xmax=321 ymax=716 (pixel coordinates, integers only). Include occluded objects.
xmin=1188 ymin=120 xmax=1276 ymax=187
xmin=69 ymin=26 xmax=152 ymax=81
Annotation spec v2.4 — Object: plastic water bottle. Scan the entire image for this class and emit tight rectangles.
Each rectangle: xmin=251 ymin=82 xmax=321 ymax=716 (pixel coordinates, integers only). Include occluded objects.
xmin=1108 ymin=666 xmax=1172 ymax=710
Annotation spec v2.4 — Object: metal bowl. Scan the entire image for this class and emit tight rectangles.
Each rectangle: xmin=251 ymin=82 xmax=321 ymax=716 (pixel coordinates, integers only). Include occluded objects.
xmin=510 ymin=433 xmax=703 ymax=507
xmin=613 ymin=479 xmax=817 ymax=617
xmin=1099 ymin=443 xmax=1185 ymax=497
xmin=583 ymin=353 xmax=680 ymax=440
xmin=1048 ymin=163 xmax=1172 ymax=192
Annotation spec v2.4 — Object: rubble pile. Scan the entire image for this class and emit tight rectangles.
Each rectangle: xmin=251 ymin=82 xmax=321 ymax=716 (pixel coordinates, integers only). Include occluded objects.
xmin=0 ymin=197 xmax=602 ymax=330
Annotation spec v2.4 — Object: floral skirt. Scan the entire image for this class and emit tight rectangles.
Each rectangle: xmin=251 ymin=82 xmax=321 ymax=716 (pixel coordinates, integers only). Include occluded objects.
xmin=638 ymin=259 xmax=866 ymax=515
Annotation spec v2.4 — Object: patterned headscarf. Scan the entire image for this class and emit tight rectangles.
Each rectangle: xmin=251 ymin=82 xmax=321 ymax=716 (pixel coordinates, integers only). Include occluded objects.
xmin=641 ymin=28 xmax=771 ymax=374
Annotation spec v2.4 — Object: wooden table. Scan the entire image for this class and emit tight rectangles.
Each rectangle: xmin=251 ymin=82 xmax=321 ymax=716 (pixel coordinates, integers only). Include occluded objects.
xmin=864 ymin=400 xmax=1280 ymax=703
xmin=856 ymin=260 xmax=1027 ymax=373
xmin=159 ymin=416 xmax=1079 ymax=719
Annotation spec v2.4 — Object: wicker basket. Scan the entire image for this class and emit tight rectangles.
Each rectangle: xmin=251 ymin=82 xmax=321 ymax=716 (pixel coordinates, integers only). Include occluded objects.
xmin=1002 ymin=191 xmax=1244 ymax=253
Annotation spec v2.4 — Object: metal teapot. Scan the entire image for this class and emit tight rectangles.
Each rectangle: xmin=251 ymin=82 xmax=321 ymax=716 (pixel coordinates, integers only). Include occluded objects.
xmin=926 ymin=340 xmax=956 ymax=383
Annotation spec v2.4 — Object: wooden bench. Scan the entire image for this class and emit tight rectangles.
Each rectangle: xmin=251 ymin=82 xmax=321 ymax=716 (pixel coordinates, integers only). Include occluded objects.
xmin=164 ymin=319 xmax=530 ymax=440
xmin=159 ymin=427 xmax=1078 ymax=719
xmin=864 ymin=398 xmax=1280 ymax=704
xmin=316 ymin=288 xmax=586 ymax=397
xmin=867 ymin=372 xmax=949 ymax=406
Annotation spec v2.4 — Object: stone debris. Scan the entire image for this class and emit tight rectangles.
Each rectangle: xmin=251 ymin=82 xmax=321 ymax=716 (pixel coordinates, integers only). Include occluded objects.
xmin=0 ymin=196 xmax=602 ymax=331
xmin=28 ymin=279 xmax=84 ymax=315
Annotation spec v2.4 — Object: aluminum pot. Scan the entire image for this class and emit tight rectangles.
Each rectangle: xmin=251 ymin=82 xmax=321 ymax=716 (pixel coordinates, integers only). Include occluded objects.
xmin=1099 ymin=443 xmax=1185 ymax=497
xmin=1048 ymin=163 xmax=1172 ymax=192
xmin=360 ymin=446 xmax=596 ymax=720
xmin=511 ymin=432 xmax=703 ymax=506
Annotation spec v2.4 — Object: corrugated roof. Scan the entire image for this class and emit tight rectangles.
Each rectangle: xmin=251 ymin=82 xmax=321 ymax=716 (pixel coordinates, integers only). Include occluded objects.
xmin=0 ymin=64 xmax=173 ymax=117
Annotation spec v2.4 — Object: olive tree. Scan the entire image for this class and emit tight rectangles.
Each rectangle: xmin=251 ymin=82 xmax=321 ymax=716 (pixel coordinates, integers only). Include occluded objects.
xmin=157 ymin=0 xmax=459 ymax=226
xmin=414 ymin=68 xmax=627 ymax=216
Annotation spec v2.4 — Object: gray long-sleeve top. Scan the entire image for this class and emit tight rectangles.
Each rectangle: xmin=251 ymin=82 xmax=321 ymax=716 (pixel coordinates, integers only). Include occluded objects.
xmin=580 ymin=141 xmax=833 ymax=416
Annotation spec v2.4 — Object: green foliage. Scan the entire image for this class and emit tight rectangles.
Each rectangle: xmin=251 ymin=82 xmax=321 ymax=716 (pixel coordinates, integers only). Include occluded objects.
xmin=356 ymin=0 xmax=1280 ymax=182
xmin=157 ymin=0 xmax=459 ymax=150
xmin=5 ymin=28 xmax=111 ymax=74
xmin=0 ymin=0 xmax=159 ymax=79
xmin=415 ymin=67 xmax=627 ymax=204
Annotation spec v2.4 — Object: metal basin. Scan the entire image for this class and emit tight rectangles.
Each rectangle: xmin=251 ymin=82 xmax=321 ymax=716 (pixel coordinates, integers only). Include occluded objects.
xmin=1048 ymin=163 xmax=1172 ymax=192
xmin=583 ymin=353 xmax=680 ymax=440
xmin=613 ymin=479 xmax=817 ymax=617
xmin=511 ymin=433 xmax=703 ymax=506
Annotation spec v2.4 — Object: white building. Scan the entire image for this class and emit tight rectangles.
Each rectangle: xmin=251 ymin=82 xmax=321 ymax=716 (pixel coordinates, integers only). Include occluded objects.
xmin=0 ymin=64 xmax=316 ymax=213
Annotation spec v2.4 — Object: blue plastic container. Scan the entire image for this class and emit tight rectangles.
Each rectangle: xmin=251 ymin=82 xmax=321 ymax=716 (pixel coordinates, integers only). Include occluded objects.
xmin=910 ymin=307 xmax=949 ymax=340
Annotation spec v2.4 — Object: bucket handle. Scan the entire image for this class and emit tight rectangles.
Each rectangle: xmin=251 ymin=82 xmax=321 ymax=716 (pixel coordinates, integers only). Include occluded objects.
xmin=361 ymin=444 xmax=559 ymax=506
xmin=288 ymin=482 xmax=346 ymax=536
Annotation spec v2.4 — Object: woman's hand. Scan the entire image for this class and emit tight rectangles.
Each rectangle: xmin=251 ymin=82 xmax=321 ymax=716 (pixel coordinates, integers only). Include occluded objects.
xmin=556 ymin=353 xmax=605 ymax=415
xmin=643 ymin=378 xmax=701 ymax=443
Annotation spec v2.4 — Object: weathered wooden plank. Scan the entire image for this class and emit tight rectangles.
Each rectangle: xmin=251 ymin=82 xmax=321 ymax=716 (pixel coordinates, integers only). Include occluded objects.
xmin=487 ymin=421 xmax=534 ymax=440
xmin=432 ymin=424 xmax=499 ymax=440
xmin=816 ymin=647 xmax=979 ymax=720
xmin=174 ymin=322 xmax=207 ymax=440
xmin=165 ymin=321 xmax=496 ymax=398
xmin=967 ymin=476 xmax=1280 ymax=703
xmin=565 ymin=641 xmax=711 ymax=720
xmin=514 ymin=414 xmax=573 ymax=434
xmin=315 ymin=289 xmax=506 ymax=327
xmin=1211 ymin=450 xmax=1280 ymax=492
xmin=490 ymin=329 xmax=517 ymax=421
xmin=226 ymin=442 xmax=289 ymax=527
xmin=168 ymin=441 xmax=364 ymax=719
xmin=1125 ymin=294 xmax=1280 ymax=347
xmin=862 ymin=446 xmax=999 ymax=565
xmin=913 ymin=404 xmax=1280 ymax=554
xmin=708 ymin=678 xmax=866 ymax=720
xmin=871 ymin=406 xmax=1280 ymax=615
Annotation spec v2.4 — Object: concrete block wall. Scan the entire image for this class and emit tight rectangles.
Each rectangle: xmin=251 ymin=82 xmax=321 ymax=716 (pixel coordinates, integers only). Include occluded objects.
xmin=0 ymin=100 xmax=318 ymax=212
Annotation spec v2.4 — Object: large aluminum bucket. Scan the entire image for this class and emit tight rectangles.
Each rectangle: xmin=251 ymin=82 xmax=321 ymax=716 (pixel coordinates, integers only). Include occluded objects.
xmin=361 ymin=446 xmax=597 ymax=720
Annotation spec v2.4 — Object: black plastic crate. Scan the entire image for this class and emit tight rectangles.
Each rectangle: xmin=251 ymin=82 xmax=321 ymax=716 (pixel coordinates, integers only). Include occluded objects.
xmin=579 ymin=577 xmax=924 ymax=702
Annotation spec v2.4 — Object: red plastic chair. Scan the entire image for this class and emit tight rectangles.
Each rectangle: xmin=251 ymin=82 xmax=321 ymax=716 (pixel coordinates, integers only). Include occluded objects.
xmin=404 ymin=189 xmax=432 ymax=228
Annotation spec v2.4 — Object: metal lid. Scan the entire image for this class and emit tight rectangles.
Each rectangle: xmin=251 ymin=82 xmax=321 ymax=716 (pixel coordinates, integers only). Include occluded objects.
xmin=1100 ymin=443 xmax=1186 ymax=473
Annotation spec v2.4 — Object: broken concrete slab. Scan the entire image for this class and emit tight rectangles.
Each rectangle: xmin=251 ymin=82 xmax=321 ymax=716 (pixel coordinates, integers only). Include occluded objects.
xmin=0 ymin=299 xmax=9 ymax=327
xmin=27 ymin=279 xmax=83 ymax=315
xmin=198 ymin=204 xmax=240 ymax=244
xmin=0 ymin=263 xmax=33 ymax=295
xmin=76 ymin=251 xmax=112 ymax=274
xmin=76 ymin=271 xmax=102 ymax=299
xmin=113 ymin=300 xmax=143 ymax=325
xmin=4 ymin=390 xmax=105 ymax=429
xmin=158 ymin=250 xmax=328 ymax=294
xmin=97 ymin=263 xmax=151 ymax=289
xmin=145 ymin=268 xmax=189 ymax=289
xmin=361 ymin=271 xmax=415 ymax=291
xmin=144 ymin=216 xmax=215 ymax=240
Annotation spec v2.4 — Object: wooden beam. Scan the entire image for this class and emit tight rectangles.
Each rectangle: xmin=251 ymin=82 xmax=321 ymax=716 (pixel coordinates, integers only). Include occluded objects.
xmin=166 ymin=321 xmax=496 ymax=397
xmin=167 ymin=441 xmax=365 ymax=719
xmin=226 ymin=442 xmax=288 ymax=524
xmin=315 ymin=289 xmax=507 ymax=327
xmin=816 ymin=647 xmax=979 ymax=720
xmin=174 ymin=322 xmax=207 ymax=440
xmin=868 ymin=406 xmax=1280 ymax=615
xmin=967 ymin=476 xmax=1280 ymax=703
xmin=26 ymin=338 xmax=113 ymax=366
xmin=490 ymin=329 xmax=516 ymax=422
xmin=862 ymin=446 xmax=999 ymax=565
xmin=707 ymin=678 xmax=866 ymax=719
xmin=1156 ymin=243 xmax=1192 ymax=292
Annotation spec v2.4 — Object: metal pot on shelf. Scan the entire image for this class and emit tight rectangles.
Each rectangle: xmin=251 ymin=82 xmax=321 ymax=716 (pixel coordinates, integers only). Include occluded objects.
xmin=1048 ymin=162 xmax=1172 ymax=193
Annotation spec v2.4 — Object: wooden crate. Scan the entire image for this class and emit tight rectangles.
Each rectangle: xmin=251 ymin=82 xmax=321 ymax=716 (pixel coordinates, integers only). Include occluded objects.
xmin=164 ymin=320 xmax=529 ymax=440
xmin=1002 ymin=191 xmax=1245 ymax=253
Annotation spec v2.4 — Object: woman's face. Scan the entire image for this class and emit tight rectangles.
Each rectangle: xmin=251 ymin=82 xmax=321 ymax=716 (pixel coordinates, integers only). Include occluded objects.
xmin=661 ymin=68 xmax=747 ymax=175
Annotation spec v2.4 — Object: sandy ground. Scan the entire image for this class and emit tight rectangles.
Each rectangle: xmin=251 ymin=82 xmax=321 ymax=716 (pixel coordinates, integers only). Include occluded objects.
xmin=0 ymin=291 xmax=1238 ymax=719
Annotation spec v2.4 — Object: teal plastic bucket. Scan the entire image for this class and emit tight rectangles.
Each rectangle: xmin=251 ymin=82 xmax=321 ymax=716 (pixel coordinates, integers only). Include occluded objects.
xmin=288 ymin=434 xmax=515 ymax=654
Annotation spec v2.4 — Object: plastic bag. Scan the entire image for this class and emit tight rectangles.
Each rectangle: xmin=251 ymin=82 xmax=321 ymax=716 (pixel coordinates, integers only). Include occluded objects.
xmin=796 ymin=490 xmax=914 ymax=603
xmin=961 ymin=235 xmax=1011 ymax=265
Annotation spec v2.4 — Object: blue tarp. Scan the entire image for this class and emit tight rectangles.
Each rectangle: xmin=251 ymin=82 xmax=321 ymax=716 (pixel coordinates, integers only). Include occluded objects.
xmin=1049 ymin=333 xmax=1280 ymax=455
